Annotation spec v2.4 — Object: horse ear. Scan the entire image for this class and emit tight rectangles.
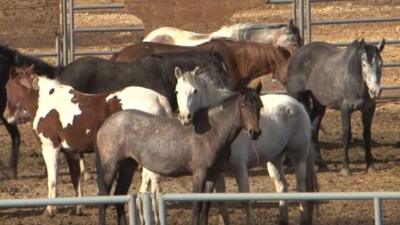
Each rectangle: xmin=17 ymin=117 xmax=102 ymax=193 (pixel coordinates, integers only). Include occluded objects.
xmin=255 ymin=82 xmax=262 ymax=95
xmin=19 ymin=76 xmax=32 ymax=89
xmin=27 ymin=64 xmax=35 ymax=72
xmin=31 ymin=76 xmax=39 ymax=90
xmin=377 ymin=39 xmax=385 ymax=53
xmin=9 ymin=66 xmax=18 ymax=78
xmin=288 ymin=19 xmax=295 ymax=31
xmin=174 ymin=66 xmax=182 ymax=79
xmin=192 ymin=66 xmax=200 ymax=75
xmin=359 ymin=38 xmax=365 ymax=48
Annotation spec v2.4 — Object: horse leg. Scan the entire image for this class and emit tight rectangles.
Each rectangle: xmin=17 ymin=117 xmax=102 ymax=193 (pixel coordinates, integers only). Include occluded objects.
xmin=1 ymin=116 xmax=21 ymax=179
xmin=150 ymin=171 xmax=162 ymax=225
xmin=309 ymin=98 xmax=327 ymax=170
xmin=95 ymin=149 xmax=119 ymax=225
xmin=41 ymin=141 xmax=60 ymax=216
xmin=291 ymin=158 xmax=309 ymax=225
xmin=362 ymin=101 xmax=376 ymax=173
xmin=232 ymin=165 xmax=253 ymax=225
xmin=340 ymin=105 xmax=352 ymax=176
xmin=267 ymin=156 xmax=288 ymax=225
xmin=137 ymin=168 xmax=153 ymax=225
xmin=192 ymin=171 xmax=207 ymax=225
xmin=79 ymin=153 xmax=91 ymax=181
xmin=64 ymin=151 xmax=84 ymax=215
xmin=115 ymin=160 xmax=137 ymax=225
xmin=214 ymin=173 xmax=230 ymax=225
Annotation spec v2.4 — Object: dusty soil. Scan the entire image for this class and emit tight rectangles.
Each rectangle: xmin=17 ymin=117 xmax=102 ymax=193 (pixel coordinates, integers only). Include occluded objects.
xmin=1 ymin=1 xmax=400 ymax=225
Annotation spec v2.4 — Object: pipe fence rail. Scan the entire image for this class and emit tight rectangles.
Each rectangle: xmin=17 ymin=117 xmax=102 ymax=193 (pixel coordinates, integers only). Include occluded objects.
xmin=1 ymin=192 xmax=400 ymax=225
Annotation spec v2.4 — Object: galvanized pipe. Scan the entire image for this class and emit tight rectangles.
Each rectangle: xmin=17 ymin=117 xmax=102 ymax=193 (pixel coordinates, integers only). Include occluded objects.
xmin=292 ymin=0 xmax=297 ymax=25
xmin=306 ymin=0 xmax=312 ymax=43
xmin=69 ymin=0 xmax=75 ymax=62
xmin=158 ymin=197 xmax=167 ymax=225
xmin=374 ymin=197 xmax=383 ymax=225
xmin=74 ymin=26 xmax=144 ymax=33
xmin=141 ymin=193 xmax=154 ymax=225
xmin=299 ymin=0 xmax=305 ymax=38
xmin=312 ymin=16 xmax=400 ymax=26
xmin=128 ymin=195 xmax=138 ymax=225
xmin=62 ymin=0 xmax=68 ymax=65
xmin=74 ymin=3 xmax=125 ymax=11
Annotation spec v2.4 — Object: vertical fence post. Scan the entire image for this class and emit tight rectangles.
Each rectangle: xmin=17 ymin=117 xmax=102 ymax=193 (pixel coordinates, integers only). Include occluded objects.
xmin=306 ymin=0 xmax=312 ymax=44
xmin=62 ymin=0 xmax=68 ymax=65
xmin=141 ymin=193 xmax=154 ymax=225
xmin=158 ymin=195 xmax=167 ymax=225
xmin=374 ymin=197 xmax=383 ymax=225
xmin=299 ymin=0 xmax=305 ymax=39
xmin=292 ymin=0 xmax=297 ymax=26
xmin=69 ymin=0 xmax=75 ymax=62
xmin=128 ymin=195 xmax=138 ymax=225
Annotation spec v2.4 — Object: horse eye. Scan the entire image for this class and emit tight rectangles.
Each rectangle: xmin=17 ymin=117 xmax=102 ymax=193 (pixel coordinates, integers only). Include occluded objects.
xmin=193 ymin=89 xmax=197 ymax=94
xmin=175 ymin=91 xmax=178 ymax=94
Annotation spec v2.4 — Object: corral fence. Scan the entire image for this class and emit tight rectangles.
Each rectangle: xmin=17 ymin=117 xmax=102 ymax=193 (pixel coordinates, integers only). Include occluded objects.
xmin=1 ymin=192 xmax=400 ymax=225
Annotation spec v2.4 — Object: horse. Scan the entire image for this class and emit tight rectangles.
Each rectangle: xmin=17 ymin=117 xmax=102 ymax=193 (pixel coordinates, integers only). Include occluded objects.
xmin=286 ymin=38 xmax=385 ymax=176
xmin=3 ymin=65 xmax=172 ymax=216
xmin=175 ymin=67 xmax=318 ymax=225
xmin=110 ymin=39 xmax=293 ymax=86
xmin=95 ymin=85 xmax=263 ymax=225
xmin=56 ymin=50 xmax=228 ymax=111
xmin=143 ymin=20 xmax=303 ymax=53
xmin=0 ymin=44 xmax=59 ymax=178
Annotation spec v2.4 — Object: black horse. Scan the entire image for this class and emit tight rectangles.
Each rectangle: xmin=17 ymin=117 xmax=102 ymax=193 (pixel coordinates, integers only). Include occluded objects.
xmin=286 ymin=38 xmax=385 ymax=176
xmin=57 ymin=51 xmax=228 ymax=111
xmin=0 ymin=45 xmax=59 ymax=178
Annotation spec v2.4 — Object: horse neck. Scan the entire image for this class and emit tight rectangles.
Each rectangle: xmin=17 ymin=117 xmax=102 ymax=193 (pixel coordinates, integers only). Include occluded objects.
xmin=237 ymin=44 xmax=279 ymax=82
xmin=206 ymin=95 xmax=243 ymax=148
xmin=199 ymin=84 xmax=236 ymax=109
xmin=246 ymin=27 xmax=279 ymax=45
xmin=346 ymin=46 xmax=364 ymax=83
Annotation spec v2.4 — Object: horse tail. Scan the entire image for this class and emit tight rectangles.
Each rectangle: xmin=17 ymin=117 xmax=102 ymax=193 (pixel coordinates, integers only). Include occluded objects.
xmin=157 ymin=96 xmax=173 ymax=117
xmin=306 ymin=141 xmax=320 ymax=225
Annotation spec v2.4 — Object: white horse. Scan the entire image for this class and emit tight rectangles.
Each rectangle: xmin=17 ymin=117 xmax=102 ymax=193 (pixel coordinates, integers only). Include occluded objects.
xmin=174 ymin=66 xmax=318 ymax=225
xmin=143 ymin=20 xmax=303 ymax=52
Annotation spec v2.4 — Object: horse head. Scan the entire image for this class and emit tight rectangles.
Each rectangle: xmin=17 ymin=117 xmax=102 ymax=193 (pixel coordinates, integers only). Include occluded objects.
xmin=238 ymin=83 xmax=263 ymax=140
xmin=175 ymin=66 xmax=201 ymax=125
xmin=276 ymin=19 xmax=304 ymax=52
xmin=4 ymin=65 xmax=39 ymax=124
xmin=357 ymin=38 xmax=385 ymax=99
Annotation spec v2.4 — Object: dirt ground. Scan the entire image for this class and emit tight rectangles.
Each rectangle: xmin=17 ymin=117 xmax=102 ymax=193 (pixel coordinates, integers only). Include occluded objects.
xmin=1 ymin=1 xmax=400 ymax=225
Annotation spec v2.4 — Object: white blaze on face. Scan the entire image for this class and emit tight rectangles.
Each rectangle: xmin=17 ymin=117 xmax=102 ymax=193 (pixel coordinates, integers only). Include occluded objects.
xmin=33 ymin=77 xmax=82 ymax=130
xmin=175 ymin=78 xmax=199 ymax=123
xmin=361 ymin=52 xmax=382 ymax=99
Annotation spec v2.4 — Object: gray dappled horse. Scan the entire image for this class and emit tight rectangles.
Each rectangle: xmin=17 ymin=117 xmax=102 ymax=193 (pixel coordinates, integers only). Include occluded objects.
xmin=286 ymin=38 xmax=385 ymax=176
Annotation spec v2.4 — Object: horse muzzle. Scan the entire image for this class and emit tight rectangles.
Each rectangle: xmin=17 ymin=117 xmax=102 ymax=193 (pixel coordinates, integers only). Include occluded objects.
xmin=248 ymin=129 xmax=262 ymax=140
xmin=368 ymin=87 xmax=382 ymax=99
xmin=178 ymin=113 xmax=192 ymax=126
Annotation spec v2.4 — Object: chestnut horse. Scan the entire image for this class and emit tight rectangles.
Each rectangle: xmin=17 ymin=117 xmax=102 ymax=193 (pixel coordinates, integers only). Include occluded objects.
xmin=110 ymin=39 xmax=292 ymax=86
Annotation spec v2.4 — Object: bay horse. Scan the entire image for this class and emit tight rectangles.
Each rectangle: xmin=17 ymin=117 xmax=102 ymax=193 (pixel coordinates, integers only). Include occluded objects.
xmin=175 ymin=68 xmax=318 ymax=225
xmin=3 ymin=65 xmax=172 ymax=216
xmin=0 ymin=44 xmax=59 ymax=178
xmin=95 ymin=85 xmax=263 ymax=225
xmin=143 ymin=20 xmax=303 ymax=52
xmin=286 ymin=38 xmax=385 ymax=176
xmin=110 ymin=39 xmax=293 ymax=86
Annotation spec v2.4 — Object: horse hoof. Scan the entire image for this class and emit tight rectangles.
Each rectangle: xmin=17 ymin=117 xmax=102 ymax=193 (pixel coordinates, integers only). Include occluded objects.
xmin=367 ymin=166 xmax=377 ymax=174
xmin=340 ymin=168 xmax=351 ymax=176
xmin=44 ymin=207 xmax=57 ymax=217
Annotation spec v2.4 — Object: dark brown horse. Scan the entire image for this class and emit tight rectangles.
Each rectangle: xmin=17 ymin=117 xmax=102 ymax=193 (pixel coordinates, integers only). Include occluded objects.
xmin=110 ymin=39 xmax=292 ymax=86
xmin=95 ymin=85 xmax=263 ymax=225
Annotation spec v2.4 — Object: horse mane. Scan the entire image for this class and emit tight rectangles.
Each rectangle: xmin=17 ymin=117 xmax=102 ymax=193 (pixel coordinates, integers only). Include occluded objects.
xmin=181 ymin=66 xmax=236 ymax=109
xmin=0 ymin=44 xmax=60 ymax=79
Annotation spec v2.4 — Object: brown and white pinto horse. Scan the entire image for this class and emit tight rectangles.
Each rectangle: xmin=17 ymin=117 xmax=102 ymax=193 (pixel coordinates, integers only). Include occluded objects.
xmin=111 ymin=39 xmax=293 ymax=86
xmin=3 ymin=66 xmax=172 ymax=216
